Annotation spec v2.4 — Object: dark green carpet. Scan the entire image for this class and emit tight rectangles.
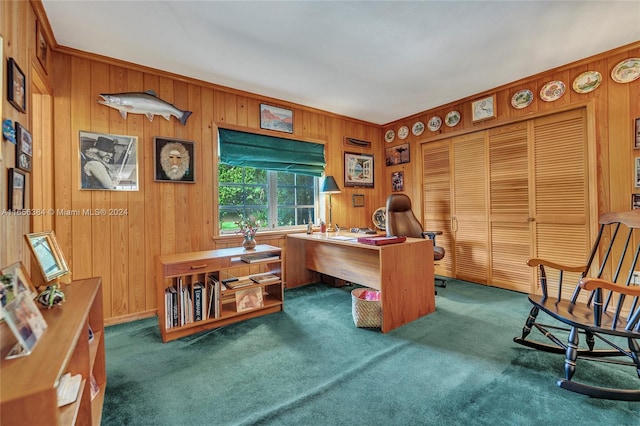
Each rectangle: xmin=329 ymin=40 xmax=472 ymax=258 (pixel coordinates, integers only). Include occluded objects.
xmin=102 ymin=280 xmax=639 ymax=425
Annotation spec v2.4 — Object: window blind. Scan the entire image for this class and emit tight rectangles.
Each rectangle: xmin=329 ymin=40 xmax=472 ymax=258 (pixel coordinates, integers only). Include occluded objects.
xmin=218 ymin=128 xmax=326 ymax=176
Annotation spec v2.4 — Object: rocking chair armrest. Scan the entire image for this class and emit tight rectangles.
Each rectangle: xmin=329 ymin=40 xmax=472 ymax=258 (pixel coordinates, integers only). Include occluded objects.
xmin=580 ymin=277 xmax=640 ymax=297
xmin=527 ymin=258 xmax=586 ymax=273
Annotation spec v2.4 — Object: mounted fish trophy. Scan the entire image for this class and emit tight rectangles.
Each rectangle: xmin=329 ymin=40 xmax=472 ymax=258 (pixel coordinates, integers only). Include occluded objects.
xmin=97 ymin=90 xmax=192 ymax=125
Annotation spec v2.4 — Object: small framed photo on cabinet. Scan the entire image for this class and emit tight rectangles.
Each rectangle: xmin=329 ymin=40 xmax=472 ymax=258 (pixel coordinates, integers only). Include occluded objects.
xmin=632 ymin=194 xmax=640 ymax=210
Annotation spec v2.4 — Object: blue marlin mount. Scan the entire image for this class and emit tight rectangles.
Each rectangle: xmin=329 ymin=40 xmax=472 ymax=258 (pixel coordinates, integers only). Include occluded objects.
xmin=98 ymin=91 xmax=192 ymax=125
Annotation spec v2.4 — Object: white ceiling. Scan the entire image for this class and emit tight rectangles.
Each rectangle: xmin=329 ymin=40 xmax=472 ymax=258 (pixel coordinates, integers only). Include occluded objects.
xmin=42 ymin=1 xmax=640 ymax=125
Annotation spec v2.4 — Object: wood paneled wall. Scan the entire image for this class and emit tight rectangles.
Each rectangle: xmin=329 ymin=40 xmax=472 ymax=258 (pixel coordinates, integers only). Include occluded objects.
xmin=3 ymin=1 xmax=638 ymax=324
xmin=382 ymin=42 xmax=640 ymax=222
xmin=50 ymin=50 xmax=382 ymax=323
xmin=0 ymin=1 xmax=53 ymax=276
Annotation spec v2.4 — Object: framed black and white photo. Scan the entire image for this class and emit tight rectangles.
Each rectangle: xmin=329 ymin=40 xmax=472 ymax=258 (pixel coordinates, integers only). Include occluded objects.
xmin=632 ymin=194 xmax=640 ymax=210
xmin=636 ymin=157 xmax=640 ymax=189
xmin=260 ymin=104 xmax=293 ymax=133
xmin=344 ymin=152 xmax=374 ymax=188
xmin=79 ymin=131 xmax=139 ymax=191
xmin=15 ymin=122 xmax=32 ymax=172
xmin=8 ymin=168 xmax=26 ymax=211
xmin=7 ymin=58 xmax=26 ymax=113
xmin=634 ymin=117 xmax=640 ymax=149
xmin=154 ymin=137 xmax=195 ymax=183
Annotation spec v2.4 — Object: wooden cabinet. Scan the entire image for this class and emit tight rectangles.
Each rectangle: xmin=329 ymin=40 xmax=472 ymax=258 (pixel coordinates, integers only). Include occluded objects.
xmin=0 ymin=278 xmax=106 ymax=426
xmin=422 ymin=109 xmax=592 ymax=293
xmin=156 ymin=244 xmax=283 ymax=342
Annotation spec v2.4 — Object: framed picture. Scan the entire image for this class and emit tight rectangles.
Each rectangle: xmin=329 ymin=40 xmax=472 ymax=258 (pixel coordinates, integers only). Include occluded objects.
xmin=385 ymin=143 xmax=410 ymax=166
xmin=36 ymin=20 xmax=49 ymax=73
xmin=344 ymin=152 xmax=374 ymax=188
xmin=235 ymin=287 xmax=264 ymax=312
xmin=3 ymin=292 xmax=48 ymax=359
xmin=154 ymin=137 xmax=195 ymax=183
xmin=79 ymin=131 xmax=139 ymax=191
xmin=472 ymin=94 xmax=496 ymax=122
xmin=8 ymin=168 xmax=26 ymax=211
xmin=352 ymin=194 xmax=365 ymax=207
xmin=344 ymin=137 xmax=371 ymax=150
xmin=7 ymin=58 xmax=26 ymax=113
xmin=24 ymin=231 xmax=70 ymax=283
xmin=15 ymin=122 xmax=33 ymax=172
xmin=636 ymin=157 xmax=640 ymax=189
xmin=634 ymin=117 xmax=640 ymax=149
xmin=260 ymin=104 xmax=293 ymax=133
xmin=392 ymin=171 xmax=404 ymax=192
xmin=1 ymin=262 xmax=38 ymax=300
xmin=632 ymin=194 xmax=640 ymax=210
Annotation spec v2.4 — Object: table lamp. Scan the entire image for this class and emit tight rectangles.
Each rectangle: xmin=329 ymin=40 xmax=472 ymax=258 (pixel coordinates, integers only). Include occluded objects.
xmin=320 ymin=176 xmax=341 ymax=229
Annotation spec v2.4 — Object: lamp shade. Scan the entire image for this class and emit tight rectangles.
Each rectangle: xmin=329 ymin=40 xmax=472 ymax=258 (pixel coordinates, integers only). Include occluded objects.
xmin=320 ymin=176 xmax=341 ymax=193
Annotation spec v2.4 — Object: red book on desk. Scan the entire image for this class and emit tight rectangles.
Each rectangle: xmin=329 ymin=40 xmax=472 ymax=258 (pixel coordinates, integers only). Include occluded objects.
xmin=357 ymin=236 xmax=406 ymax=245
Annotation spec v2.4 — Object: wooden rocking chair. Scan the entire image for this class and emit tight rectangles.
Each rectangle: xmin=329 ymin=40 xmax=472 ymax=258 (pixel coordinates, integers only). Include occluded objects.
xmin=514 ymin=210 xmax=640 ymax=400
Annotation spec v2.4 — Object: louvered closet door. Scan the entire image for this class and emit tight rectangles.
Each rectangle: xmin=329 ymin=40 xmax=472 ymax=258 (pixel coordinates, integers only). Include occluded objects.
xmin=452 ymin=133 xmax=488 ymax=284
xmin=487 ymin=123 xmax=533 ymax=292
xmin=422 ymin=140 xmax=453 ymax=277
xmin=532 ymin=108 xmax=590 ymax=299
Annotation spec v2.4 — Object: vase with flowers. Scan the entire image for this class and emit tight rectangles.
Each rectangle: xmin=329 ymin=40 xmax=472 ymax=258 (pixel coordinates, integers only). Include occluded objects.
xmin=236 ymin=215 xmax=260 ymax=250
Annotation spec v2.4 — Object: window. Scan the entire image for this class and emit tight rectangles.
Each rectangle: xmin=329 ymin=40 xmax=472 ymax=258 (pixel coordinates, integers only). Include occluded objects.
xmin=217 ymin=127 xmax=326 ymax=234
xmin=219 ymin=164 xmax=318 ymax=233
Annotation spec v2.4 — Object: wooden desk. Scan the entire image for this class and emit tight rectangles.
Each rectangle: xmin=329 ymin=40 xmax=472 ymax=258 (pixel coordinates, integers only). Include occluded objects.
xmin=286 ymin=232 xmax=435 ymax=332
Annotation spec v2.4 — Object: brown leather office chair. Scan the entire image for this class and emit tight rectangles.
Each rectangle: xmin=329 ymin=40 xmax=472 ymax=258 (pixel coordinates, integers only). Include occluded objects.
xmin=385 ymin=193 xmax=446 ymax=288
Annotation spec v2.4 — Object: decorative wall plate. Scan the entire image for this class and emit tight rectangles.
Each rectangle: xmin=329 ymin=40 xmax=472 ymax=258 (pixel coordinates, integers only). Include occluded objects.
xmin=412 ymin=121 xmax=425 ymax=136
xmin=444 ymin=111 xmax=461 ymax=127
xmin=428 ymin=116 xmax=442 ymax=132
xmin=398 ymin=125 xmax=409 ymax=140
xmin=540 ymin=81 xmax=566 ymax=102
xmin=372 ymin=207 xmax=386 ymax=230
xmin=572 ymin=71 xmax=602 ymax=93
xmin=511 ymin=89 xmax=533 ymax=109
xmin=384 ymin=129 xmax=395 ymax=143
xmin=611 ymin=58 xmax=640 ymax=83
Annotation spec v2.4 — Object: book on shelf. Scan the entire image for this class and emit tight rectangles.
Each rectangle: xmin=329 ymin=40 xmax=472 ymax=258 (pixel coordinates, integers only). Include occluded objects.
xmin=89 ymin=373 xmax=100 ymax=400
xmin=224 ymin=278 xmax=255 ymax=289
xmin=249 ymin=273 xmax=280 ymax=284
xmin=193 ymin=282 xmax=204 ymax=321
xmin=56 ymin=372 xmax=82 ymax=407
xmin=207 ymin=274 xmax=220 ymax=318
xmin=3 ymin=292 xmax=48 ymax=359
xmin=165 ymin=286 xmax=178 ymax=328
xmin=357 ymin=235 xmax=407 ymax=246
xmin=235 ymin=287 xmax=264 ymax=312
xmin=240 ymin=252 xmax=280 ymax=263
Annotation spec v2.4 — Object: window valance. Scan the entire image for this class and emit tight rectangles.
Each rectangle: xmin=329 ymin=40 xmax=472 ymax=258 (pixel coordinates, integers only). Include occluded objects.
xmin=218 ymin=128 xmax=326 ymax=177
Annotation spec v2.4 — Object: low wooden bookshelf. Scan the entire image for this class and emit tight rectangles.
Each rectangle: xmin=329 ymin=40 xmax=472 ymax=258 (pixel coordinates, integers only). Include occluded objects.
xmin=156 ymin=244 xmax=283 ymax=342
xmin=0 ymin=277 xmax=106 ymax=426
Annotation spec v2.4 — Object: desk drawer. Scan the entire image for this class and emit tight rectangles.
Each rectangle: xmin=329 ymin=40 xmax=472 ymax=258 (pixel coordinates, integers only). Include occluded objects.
xmin=163 ymin=258 xmax=229 ymax=276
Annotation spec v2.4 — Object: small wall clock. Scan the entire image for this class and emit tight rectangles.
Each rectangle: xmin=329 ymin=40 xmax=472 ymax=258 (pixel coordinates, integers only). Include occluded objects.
xmin=471 ymin=95 xmax=496 ymax=122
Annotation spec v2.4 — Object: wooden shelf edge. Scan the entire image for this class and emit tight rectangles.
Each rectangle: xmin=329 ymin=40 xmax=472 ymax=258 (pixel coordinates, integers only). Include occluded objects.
xmin=58 ymin=377 xmax=86 ymax=426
